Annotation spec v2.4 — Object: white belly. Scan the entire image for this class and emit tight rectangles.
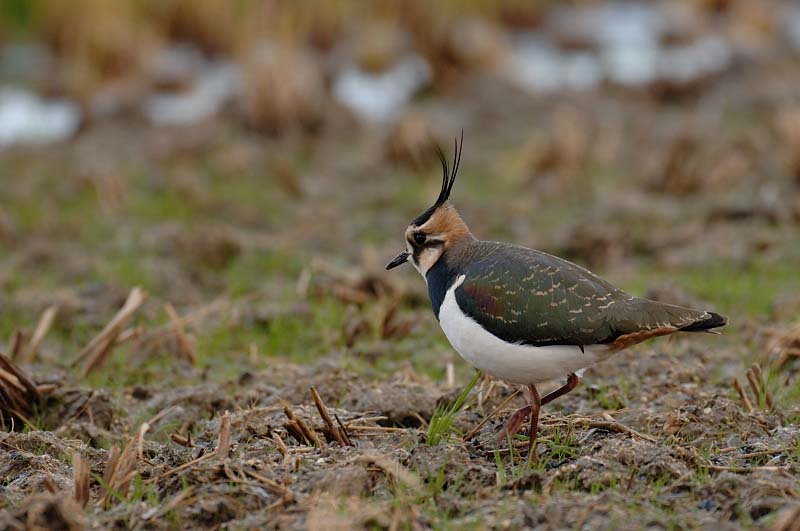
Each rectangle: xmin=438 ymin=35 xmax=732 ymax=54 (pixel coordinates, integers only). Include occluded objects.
xmin=438 ymin=275 xmax=608 ymax=385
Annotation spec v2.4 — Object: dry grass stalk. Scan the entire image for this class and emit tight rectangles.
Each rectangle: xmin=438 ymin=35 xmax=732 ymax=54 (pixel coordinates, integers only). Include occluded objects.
xmin=745 ymin=369 xmax=761 ymax=406
xmin=42 ymin=477 xmax=58 ymax=493
xmin=75 ymin=287 xmax=146 ymax=376
xmin=732 ymin=377 xmax=754 ymax=413
xmin=116 ymin=327 xmax=142 ymax=346
xmin=770 ymin=504 xmax=800 ymax=531
xmin=445 ymin=362 xmax=455 ymax=388
xmin=739 ymin=362 xmax=776 ymax=413
xmin=136 ymin=422 xmax=151 ymax=463
xmin=310 ymin=386 xmax=352 ymax=446
xmin=272 ymin=432 xmax=288 ymax=456
xmin=97 ymin=411 xmax=171 ymax=506
xmin=0 ymin=352 xmax=42 ymax=430
xmin=73 ymin=452 xmax=90 ymax=508
xmin=135 ymin=297 xmax=228 ymax=352
xmin=8 ymin=330 xmax=25 ymax=360
xmin=164 ymin=303 xmax=196 ymax=365
xmin=217 ymin=411 xmax=232 ymax=459
xmin=170 ymin=432 xmax=195 ymax=448
xmin=283 ymin=404 xmax=322 ymax=447
xmin=99 ymin=436 xmax=139 ymax=508
xmin=334 ymin=415 xmax=352 ymax=445
xmin=36 ymin=383 xmax=59 ymax=394
xmin=21 ymin=305 xmax=58 ymax=364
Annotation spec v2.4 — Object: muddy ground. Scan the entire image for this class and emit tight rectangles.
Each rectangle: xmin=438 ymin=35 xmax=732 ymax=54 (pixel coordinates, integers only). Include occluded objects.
xmin=3 ymin=1 xmax=800 ymax=529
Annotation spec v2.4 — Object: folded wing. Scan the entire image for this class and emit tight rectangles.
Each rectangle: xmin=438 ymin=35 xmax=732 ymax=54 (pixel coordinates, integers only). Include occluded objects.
xmin=453 ymin=246 xmax=725 ymax=348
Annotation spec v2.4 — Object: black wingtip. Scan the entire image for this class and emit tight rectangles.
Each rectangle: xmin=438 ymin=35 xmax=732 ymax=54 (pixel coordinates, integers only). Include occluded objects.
xmin=680 ymin=311 xmax=728 ymax=332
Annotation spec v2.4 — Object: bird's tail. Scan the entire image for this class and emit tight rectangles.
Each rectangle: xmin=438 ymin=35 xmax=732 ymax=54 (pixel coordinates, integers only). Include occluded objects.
xmin=623 ymin=299 xmax=729 ymax=334
xmin=678 ymin=311 xmax=728 ymax=333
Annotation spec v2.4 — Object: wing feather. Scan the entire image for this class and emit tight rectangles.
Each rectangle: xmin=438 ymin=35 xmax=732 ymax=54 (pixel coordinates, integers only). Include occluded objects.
xmin=453 ymin=245 xmax=710 ymax=347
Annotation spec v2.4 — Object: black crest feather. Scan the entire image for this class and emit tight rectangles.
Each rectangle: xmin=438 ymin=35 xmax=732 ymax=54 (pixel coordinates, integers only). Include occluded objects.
xmin=433 ymin=129 xmax=463 ymax=207
xmin=412 ymin=130 xmax=464 ymax=227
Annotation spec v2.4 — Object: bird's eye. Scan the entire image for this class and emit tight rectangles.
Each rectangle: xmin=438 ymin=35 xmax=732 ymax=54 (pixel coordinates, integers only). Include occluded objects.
xmin=413 ymin=233 xmax=426 ymax=245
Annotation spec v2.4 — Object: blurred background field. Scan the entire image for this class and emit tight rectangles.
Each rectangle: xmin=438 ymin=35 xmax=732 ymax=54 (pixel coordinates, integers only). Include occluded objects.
xmin=2 ymin=0 xmax=800 ymax=529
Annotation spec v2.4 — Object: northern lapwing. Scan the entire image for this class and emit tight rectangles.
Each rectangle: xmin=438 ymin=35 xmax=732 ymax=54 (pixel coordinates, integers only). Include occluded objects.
xmin=386 ymin=133 xmax=727 ymax=456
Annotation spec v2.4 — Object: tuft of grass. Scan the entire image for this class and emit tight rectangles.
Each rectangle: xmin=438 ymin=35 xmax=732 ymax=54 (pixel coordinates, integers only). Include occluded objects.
xmin=426 ymin=370 xmax=481 ymax=445
xmin=493 ymin=441 xmax=540 ymax=484
xmin=538 ymin=423 xmax=579 ymax=462
xmin=493 ymin=450 xmax=507 ymax=485
xmin=594 ymin=383 xmax=627 ymax=411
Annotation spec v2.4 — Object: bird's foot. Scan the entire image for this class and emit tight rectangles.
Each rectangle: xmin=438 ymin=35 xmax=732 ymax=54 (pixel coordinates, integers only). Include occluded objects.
xmin=495 ymin=405 xmax=531 ymax=445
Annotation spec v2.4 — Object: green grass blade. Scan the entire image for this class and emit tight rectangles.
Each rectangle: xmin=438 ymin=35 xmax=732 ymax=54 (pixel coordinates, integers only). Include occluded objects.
xmin=426 ymin=370 xmax=481 ymax=445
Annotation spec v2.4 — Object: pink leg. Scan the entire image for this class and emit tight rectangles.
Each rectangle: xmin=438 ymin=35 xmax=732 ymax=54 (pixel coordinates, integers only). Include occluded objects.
xmin=495 ymin=385 xmax=541 ymax=454
xmin=527 ymin=384 xmax=542 ymax=458
xmin=495 ymin=404 xmax=531 ymax=444
xmin=541 ymin=373 xmax=580 ymax=406
xmin=495 ymin=373 xmax=581 ymax=456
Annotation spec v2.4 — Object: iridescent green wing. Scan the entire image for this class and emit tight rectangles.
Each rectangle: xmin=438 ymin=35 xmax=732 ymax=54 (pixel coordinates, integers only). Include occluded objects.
xmin=453 ymin=247 xmax=698 ymax=347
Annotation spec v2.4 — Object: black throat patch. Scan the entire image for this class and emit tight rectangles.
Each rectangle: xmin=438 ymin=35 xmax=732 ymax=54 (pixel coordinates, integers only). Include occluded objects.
xmin=425 ymin=256 xmax=458 ymax=320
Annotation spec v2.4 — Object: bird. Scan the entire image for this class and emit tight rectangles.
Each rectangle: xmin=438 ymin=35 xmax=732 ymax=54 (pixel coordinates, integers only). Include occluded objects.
xmin=386 ymin=133 xmax=727 ymax=457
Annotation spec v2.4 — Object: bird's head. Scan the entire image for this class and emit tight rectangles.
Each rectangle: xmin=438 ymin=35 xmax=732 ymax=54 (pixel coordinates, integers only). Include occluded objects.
xmin=386 ymin=132 xmax=473 ymax=277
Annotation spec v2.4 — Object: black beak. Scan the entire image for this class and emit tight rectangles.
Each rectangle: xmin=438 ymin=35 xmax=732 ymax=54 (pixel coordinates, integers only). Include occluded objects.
xmin=386 ymin=251 xmax=410 ymax=270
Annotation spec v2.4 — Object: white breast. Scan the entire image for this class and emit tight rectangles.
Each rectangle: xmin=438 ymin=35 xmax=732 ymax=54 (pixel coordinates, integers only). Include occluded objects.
xmin=438 ymin=275 xmax=608 ymax=385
